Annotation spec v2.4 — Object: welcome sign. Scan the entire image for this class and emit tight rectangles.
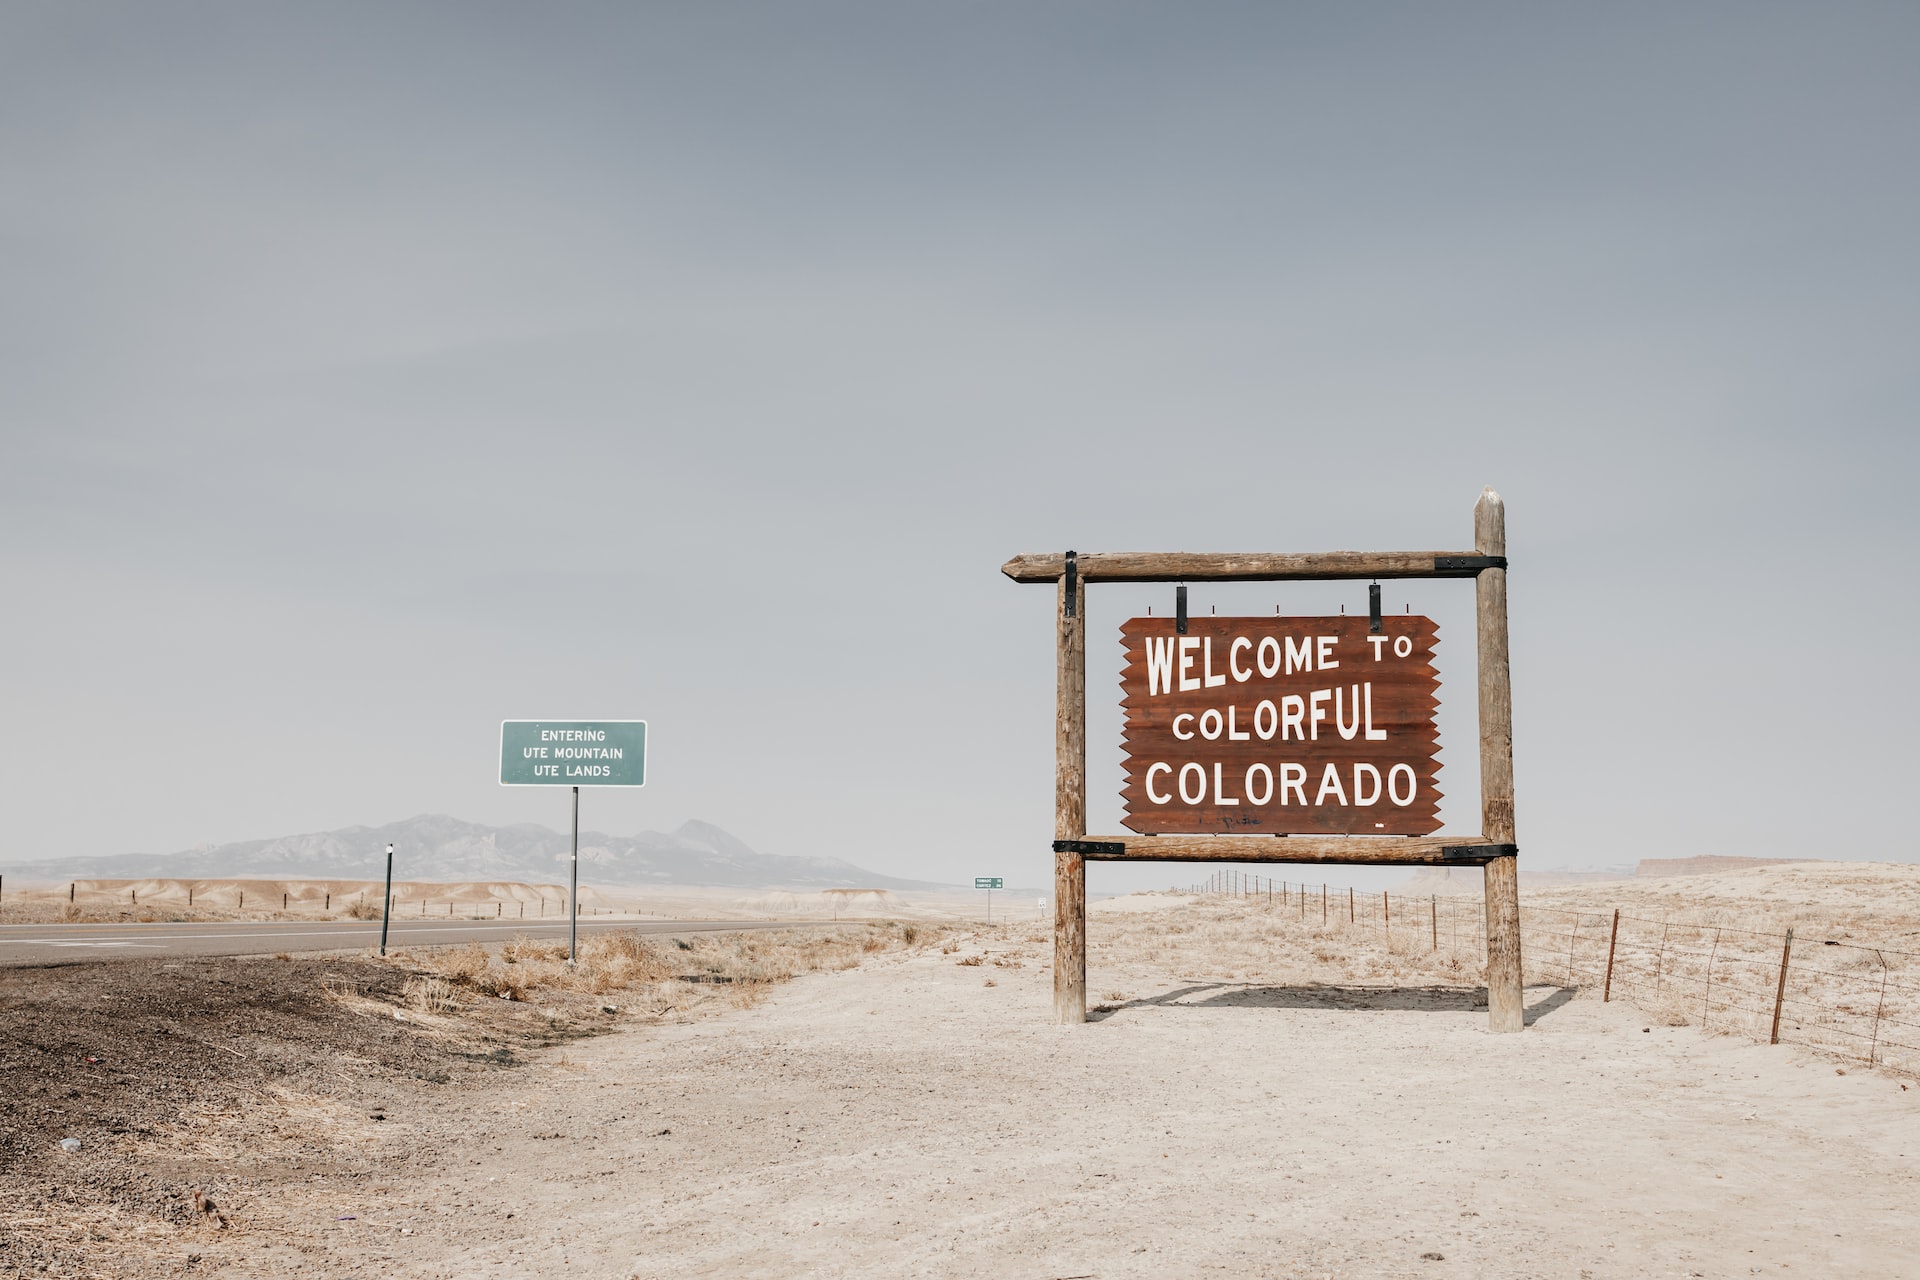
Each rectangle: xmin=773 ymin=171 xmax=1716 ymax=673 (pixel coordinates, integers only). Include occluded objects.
xmin=1118 ymin=616 xmax=1440 ymax=835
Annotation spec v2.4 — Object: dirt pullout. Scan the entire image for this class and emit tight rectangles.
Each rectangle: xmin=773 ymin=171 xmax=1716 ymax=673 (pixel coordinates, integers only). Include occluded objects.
xmin=0 ymin=924 xmax=927 ymax=1278
xmin=154 ymin=902 xmax=1920 ymax=1279
xmin=10 ymin=902 xmax=1920 ymax=1277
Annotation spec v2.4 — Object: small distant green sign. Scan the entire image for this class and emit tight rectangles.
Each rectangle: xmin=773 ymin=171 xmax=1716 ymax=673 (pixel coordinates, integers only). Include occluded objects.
xmin=500 ymin=720 xmax=647 ymax=787
xmin=975 ymin=877 xmax=1003 ymax=890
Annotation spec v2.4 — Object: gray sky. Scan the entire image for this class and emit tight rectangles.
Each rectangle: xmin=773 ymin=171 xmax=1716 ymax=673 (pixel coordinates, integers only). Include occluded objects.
xmin=3 ymin=3 xmax=1916 ymax=890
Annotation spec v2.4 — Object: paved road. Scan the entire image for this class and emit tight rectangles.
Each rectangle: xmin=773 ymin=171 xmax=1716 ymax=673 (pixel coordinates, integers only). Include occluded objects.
xmin=0 ymin=917 xmax=808 ymax=966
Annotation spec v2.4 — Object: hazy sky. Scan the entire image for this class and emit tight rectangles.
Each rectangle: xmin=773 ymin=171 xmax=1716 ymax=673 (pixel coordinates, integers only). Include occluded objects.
xmin=3 ymin=4 xmax=1916 ymax=890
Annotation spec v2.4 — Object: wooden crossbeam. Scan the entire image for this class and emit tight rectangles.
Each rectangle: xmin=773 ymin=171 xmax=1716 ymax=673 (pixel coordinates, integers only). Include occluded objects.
xmin=1000 ymin=550 xmax=1503 ymax=584
xmin=1056 ymin=836 xmax=1515 ymax=865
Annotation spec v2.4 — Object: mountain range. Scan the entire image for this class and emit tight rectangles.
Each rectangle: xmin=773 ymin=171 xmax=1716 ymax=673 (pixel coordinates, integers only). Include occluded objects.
xmin=0 ymin=815 xmax=947 ymax=890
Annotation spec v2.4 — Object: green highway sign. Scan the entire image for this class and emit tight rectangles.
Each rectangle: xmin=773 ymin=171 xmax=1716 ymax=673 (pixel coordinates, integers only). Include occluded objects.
xmin=500 ymin=720 xmax=647 ymax=787
xmin=975 ymin=877 xmax=1003 ymax=890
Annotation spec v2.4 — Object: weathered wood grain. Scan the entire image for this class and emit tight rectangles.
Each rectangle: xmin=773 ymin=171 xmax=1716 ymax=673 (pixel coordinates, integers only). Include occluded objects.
xmin=1001 ymin=550 xmax=1497 ymax=584
xmin=1484 ymin=853 xmax=1524 ymax=1032
xmin=1055 ymin=569 xmax=1087 ymax=1025
xmin=1117 ymin=615 xmax=1442 ymax=836
xmin=1068 ymin=835 xmax=1512 ymax=864
xmin=1475 ymin=487 xmax=1524 ymax=1033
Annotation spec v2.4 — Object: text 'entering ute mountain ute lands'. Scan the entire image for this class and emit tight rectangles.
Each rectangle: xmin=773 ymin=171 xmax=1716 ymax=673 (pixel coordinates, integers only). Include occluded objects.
xmin=1119 ymin=615 xmax=1442 ymax=836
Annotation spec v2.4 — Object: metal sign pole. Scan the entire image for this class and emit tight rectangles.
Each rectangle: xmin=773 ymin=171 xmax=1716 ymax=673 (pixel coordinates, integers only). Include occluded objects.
xmin=569 ymin=785 xmax=580 ymax=965
xmin=379 ymin=842 xmax=394 ymax=956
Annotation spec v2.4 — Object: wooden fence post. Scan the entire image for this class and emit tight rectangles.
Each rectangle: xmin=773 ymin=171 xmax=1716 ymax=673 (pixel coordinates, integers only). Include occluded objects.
xmin=1701 ymin=928 xmax=1721 ymax=1027
xmin=1054 ymin=560 xmax=1087 ymax=1025
xmin=1603 ymin=909 xmax=1620 ymax=1002
xmin=1769 ymin=927 xmax=1794 ymax=1044
xmin=1476 ymin=488 xmax=1524 ymax=1033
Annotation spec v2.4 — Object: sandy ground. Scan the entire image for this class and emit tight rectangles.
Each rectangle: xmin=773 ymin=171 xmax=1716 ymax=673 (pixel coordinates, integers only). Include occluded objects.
xmin=186 ymin=898 xmax=1920 ymax=1280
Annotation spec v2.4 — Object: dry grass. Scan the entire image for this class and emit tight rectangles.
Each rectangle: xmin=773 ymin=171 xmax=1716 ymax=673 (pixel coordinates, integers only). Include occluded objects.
xmin=1514 ymin=867 xmax=1920 ymax=1074
xmin=1083 ymin=891 xmax=1482 ymax=1000
xmin=1133 ymin=864 xmax=1920 ymax=1077
xmin=383 ymin=922 xmax=944 ymax=1019
xmin=0 ymin=879 xmax=574 ymax=925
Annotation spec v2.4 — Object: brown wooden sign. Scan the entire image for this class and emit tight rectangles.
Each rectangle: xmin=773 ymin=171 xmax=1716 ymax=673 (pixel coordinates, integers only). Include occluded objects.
xmin=1119 ymin=615 xmax=1442 ymax=836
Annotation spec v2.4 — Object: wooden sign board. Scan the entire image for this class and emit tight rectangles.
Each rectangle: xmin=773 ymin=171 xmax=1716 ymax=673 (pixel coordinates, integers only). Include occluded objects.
xmin=1119 ymin=616 xmax=1441 ymax=836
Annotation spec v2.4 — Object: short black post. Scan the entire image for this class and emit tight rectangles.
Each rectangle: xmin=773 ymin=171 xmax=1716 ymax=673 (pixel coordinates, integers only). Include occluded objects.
xmin=379 ymin=842 xmax=395 ymax=956
xmin=569 ymin=785 xmax=580 ymax=964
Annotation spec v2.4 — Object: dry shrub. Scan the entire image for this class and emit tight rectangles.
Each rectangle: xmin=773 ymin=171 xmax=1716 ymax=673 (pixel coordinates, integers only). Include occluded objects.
xmin=403 ymin=975 xmax=458 ymax=1013
xmin=503 ymin=936 xmax=569 ymax=965
xmin=388 ymin=924 xmax=944 ymax=1021
xmin=345 ymin=897 xmax=382 ymax=920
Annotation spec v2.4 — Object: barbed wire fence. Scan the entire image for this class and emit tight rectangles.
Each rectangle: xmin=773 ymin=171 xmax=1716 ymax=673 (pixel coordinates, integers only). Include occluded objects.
xmin=1188 ymin=869 xmax=1920 ymax=1076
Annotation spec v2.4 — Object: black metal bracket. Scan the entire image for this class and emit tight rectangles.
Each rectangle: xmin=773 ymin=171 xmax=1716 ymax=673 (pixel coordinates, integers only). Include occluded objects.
xmin=1063 ymin=550 xmax=1077 ymax=617
xmin=1442 ymin=843 xmax=1519 ymax=859
xmin=1434 ymin=555 xmax=1508 ymax=573
xmin=1368 ymin=582 xmax=1382 ymax=634
xmin=1175 ymin=584 xmax=1187 ymax=634
xmin=1053 ymin=839 xmax=1127 ymax=856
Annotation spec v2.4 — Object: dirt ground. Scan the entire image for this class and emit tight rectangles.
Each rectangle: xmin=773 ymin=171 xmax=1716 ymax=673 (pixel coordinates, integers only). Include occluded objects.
xmin=6 ymin=898 xmax=1920 ymax=1278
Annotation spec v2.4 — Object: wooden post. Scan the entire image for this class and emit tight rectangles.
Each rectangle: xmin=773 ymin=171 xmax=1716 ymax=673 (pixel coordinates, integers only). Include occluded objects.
xmin=1603 ymin=908 xmax=1620 ymax=1002
xmin=1701 ymin=928 xmax=1720 ymax=1026
xmin=1348 ymin=886 xmax=1354 ymax=923
xmin=1769 ymin=927 xmax=1794 ymax=1044
xmin=1054 ymin=562 xmax=1087 ymax=1025
xmin=1476 ymin=488 xmax=1524 ymax=1033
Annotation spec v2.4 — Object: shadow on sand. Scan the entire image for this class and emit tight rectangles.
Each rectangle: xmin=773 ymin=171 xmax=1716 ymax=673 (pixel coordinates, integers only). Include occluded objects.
xmin=1088 ymin=982 xmax=1576 ymax=1026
